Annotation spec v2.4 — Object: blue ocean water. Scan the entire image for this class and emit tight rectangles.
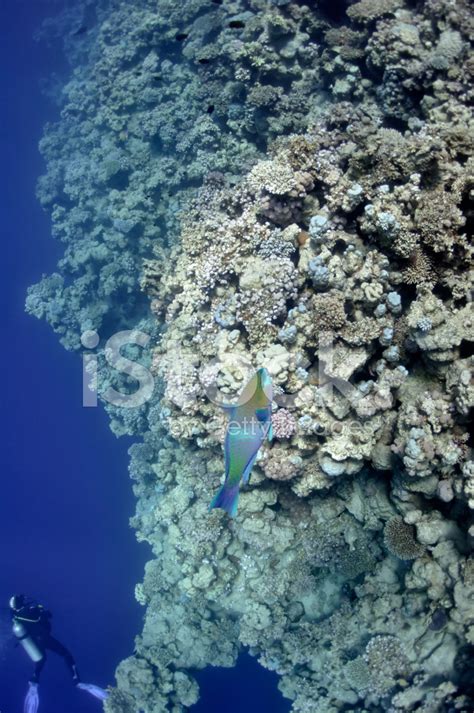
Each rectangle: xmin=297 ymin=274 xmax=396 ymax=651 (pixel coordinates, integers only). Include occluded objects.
xmin=0 ymin=2 xmax=291 ymax=711
xmin=0 ymin=1 xmax=147 ymax=710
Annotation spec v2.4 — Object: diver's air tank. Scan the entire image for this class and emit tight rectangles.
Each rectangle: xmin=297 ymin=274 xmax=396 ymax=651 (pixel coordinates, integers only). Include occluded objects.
xmin=12 ymin=620 xmax=44 ymax=662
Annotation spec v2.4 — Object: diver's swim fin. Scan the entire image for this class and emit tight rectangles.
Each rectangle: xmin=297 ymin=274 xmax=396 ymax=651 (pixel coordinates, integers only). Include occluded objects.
xmin=24 ymin=682 xmax=39 ymax=713
xmin=77 ymin=682 xmax=109 ymax=700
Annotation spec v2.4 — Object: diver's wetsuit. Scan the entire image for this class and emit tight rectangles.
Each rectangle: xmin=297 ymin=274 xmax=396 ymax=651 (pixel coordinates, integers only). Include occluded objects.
xmin=13 ymin=603 xmax=78 ymax=684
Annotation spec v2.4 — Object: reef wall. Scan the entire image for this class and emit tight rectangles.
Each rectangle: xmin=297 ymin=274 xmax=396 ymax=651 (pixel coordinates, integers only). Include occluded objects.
xmin=27 ymin=1 xmax=473 ymax=711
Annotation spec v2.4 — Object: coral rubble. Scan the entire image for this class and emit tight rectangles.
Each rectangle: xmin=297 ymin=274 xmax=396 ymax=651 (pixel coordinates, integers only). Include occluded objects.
xmin=28 ymin=0 xmax=473 ymax=711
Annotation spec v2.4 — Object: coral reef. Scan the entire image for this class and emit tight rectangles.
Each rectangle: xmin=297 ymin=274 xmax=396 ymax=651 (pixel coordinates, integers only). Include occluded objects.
xmin=28 ymin=0 xmax=473 ymax=711
xmin=384 ymin=517 xmax=425 ymax=560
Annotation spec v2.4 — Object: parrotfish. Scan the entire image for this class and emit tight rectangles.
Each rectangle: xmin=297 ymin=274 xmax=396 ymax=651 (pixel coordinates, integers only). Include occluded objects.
xmin=209 ymin=368 xmax=273 ymax=517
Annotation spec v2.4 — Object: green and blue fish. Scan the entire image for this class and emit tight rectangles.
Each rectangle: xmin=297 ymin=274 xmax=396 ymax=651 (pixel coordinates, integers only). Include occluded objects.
xmin=209 ymin=368 xmax=273 ymax=517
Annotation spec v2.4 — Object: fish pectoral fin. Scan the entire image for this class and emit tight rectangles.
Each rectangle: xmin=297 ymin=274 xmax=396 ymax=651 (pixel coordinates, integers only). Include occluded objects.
xmin=255 ymin=407 xmax=269 ymax=423
xmin=242 ymin=452 xmax=258 ymax=485
xmin=267 ymin=423 xmax=273 ymax=442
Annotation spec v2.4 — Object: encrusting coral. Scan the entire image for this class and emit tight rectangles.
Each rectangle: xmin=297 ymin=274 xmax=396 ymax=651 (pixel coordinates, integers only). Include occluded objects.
xmin=26 ymin=0 xmax=473 ymax=712
xmin=384 ymin=516 xmax=425 ymax=560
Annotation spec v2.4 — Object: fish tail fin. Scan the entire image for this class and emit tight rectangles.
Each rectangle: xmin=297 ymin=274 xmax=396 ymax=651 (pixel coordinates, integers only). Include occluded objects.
xmin=209 ymin=483 xmax=240 ymax=517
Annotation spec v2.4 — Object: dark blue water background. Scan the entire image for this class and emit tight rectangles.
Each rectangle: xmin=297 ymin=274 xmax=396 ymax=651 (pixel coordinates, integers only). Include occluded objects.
xmin=0 ymin=2 xmax=291 ymax=711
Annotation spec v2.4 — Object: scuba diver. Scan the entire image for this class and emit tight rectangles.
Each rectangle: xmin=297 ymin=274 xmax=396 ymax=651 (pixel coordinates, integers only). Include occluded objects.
xmin=10 ymin=594 xmax=80 ymax=684
xmin=10 ymin=594 xmax=108 ymax=710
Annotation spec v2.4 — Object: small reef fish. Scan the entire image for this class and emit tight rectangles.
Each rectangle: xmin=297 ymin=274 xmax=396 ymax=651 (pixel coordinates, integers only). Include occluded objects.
xmin=209 ymin=368 xmax=273 ymax=518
